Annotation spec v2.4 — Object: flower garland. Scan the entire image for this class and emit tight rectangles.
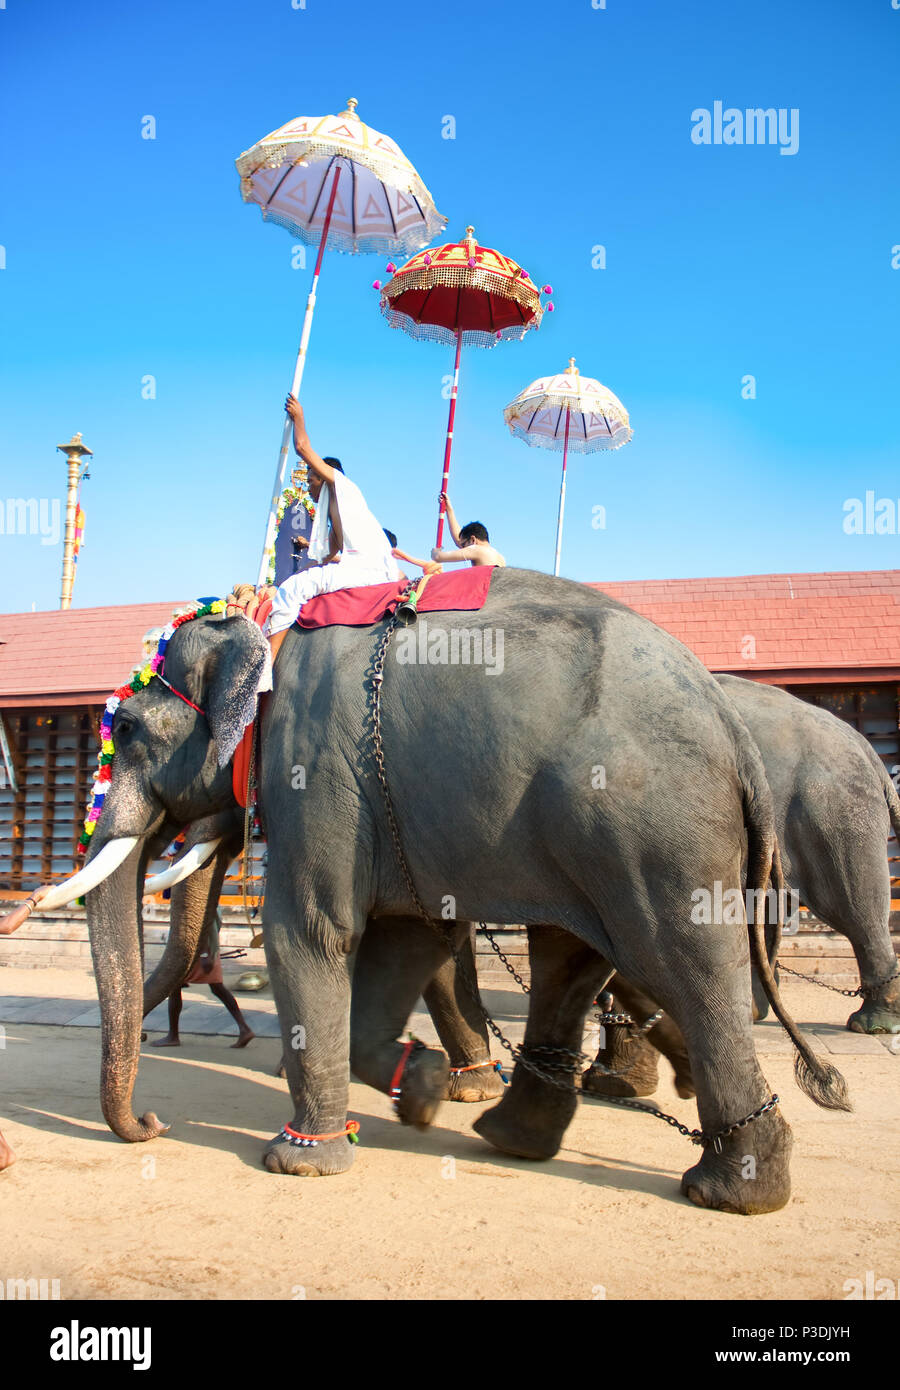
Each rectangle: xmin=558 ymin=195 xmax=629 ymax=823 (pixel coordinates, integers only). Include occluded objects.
xmin=77 ymin=598 xmax=225 ymax=855
xmin=264 ymin=483 xmax=317 ymax=584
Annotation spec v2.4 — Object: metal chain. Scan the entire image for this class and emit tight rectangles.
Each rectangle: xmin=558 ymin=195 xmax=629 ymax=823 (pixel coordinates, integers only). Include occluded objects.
xmin=477 ymin=927 xmax=663 ymax=1042
xmin=778 ymin=962 xmax=900 ymax=998
xmin=368 ymin=611 xmax=629 ymax=1095
xmin=367 ymin=606 xmax=781 ymax=1147
xmin=589 ymin=1093 xmax=781 ymax=1154
xmin=478 ymin=923 xmax=531 ymax=993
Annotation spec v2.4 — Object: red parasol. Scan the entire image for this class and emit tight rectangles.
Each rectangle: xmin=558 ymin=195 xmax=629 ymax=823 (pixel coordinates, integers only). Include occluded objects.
xmin=377 ymin=227 xmax=551 ymax=545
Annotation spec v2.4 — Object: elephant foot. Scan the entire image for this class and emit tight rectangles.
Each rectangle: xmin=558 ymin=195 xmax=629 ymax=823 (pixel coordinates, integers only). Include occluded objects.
xmin=446 ymin=1061 xmax=507 ymax=1103
xmin=263 ymin=1129 xmax=357 ymax=1177
xmin=394 ymin=1047 xmax=449 ymax=1129
xmin=0 ymin=1131 xmax=16 ymax=1171
xmin=473 ymin=1077 xmax=577 ymax=1161
xmin=847 ymin=988 xmax=900 ymax=1034
xmin=680 ymin=1107 xmax=793 ymax=1215
xmin=583 ymin=1028 xmax=661 ymax=1098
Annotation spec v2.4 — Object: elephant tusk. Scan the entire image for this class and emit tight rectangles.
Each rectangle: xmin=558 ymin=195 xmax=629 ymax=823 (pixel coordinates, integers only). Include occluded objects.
xmin=36 ymin=837 xmax=141 ymax=911
xmin=144 ymin=838 xmax=224 ymax=894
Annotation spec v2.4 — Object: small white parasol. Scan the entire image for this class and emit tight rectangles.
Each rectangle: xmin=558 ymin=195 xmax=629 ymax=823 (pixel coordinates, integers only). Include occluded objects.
xmin=503 ymin=357 xmax=632 ymax=575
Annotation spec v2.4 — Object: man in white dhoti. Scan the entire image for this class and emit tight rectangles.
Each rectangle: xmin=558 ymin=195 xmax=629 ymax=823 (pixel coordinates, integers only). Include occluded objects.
xmin=265 ymin=395 xmax=400 ymax=648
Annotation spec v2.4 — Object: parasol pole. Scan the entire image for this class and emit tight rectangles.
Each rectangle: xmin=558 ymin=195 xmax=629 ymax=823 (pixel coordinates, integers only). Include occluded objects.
xmin=256 ymin=163 xmax=343 ymax=587
xmin=436 ymin=327 xmax=463 ymax=548
xmin=553 ymin=407 xmax=571 ymax=577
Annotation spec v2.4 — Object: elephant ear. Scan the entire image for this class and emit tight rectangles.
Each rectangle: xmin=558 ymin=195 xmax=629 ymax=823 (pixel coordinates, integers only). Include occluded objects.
xmin=205 ymin=618 xmax=270 ymax=768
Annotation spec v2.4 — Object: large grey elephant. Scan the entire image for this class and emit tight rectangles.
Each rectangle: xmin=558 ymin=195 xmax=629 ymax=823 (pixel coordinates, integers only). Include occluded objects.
xmin=81 ymin=570 xmax=850 ymax=1214
xmin=721 ymin=674 xmax=900 ymax=1034
xmin=142 ymin=813 xmax=506 ymax=1104
xmin=586 ymin=673 xmax=900 ymax=1099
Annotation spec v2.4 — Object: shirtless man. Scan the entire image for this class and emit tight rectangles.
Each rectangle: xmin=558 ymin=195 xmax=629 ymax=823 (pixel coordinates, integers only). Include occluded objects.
xmin=431 ymin=491 xmax=506 ymax=568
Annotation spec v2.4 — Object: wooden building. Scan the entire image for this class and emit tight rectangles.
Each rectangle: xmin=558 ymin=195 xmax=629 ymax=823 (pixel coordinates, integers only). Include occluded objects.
xmin=595 ymin=569 xmax=900 ymax=799
xmin=2 ymin=570 xmax=899 ymax=910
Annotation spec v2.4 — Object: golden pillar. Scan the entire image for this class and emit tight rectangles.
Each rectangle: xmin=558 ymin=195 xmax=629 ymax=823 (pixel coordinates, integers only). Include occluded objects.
xmin=56 ymin=433 xmax=92 ymax=610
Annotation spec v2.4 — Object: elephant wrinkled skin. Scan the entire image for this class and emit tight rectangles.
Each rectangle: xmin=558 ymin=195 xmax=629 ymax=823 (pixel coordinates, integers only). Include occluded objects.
xmin=84 ymin=570 xmax=849 ymax=1214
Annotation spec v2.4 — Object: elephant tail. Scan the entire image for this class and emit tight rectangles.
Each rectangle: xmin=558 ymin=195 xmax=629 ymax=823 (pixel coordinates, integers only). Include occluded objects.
xmin=738 ymin=725 xmax=853 ymax=1113
xmin=858 ymin=737 xmax=900 ymax=844
xmin=885 ymin=774 xmax=900 ymax=845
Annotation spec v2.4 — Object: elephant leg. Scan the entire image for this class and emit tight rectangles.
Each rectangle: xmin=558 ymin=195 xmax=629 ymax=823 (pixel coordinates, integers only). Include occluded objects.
xmin=631 ymin=937 xmax=792 ymax=1215
xmin=791 ymin=822 xmax=900 ymax=1033
xmin=350 ymin=916 xmax=472 ymax=1128
xmin=261 ymin=885 xmax=361 ymax=1179
xmin=582 ymin=975 xmax=695 ymax=1100
xmin=424 ymin=925 xmax=505 ymax=1103
xmin=816 ymin=895 xmax=900 ymax=1035
xmin=143 ymin=822 xmax=242 ymax=1017
xmin=474 ymin=925 xmax=612 ymax=1160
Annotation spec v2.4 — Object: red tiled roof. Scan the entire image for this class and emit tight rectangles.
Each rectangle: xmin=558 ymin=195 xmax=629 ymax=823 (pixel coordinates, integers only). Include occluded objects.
xmin=0 ymin=602 xmax=187 ymax=707
xmin=591 ymin=570 xmax=900 ymax=682
xmin=2 ymin=570 xmax=899 ymax=708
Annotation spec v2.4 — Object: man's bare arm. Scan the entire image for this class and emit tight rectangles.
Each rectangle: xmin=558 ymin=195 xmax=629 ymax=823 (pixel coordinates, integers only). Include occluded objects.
xmin=431 ymin=544 xmax=475 ymax=564
xmin=0 ymin=885 xmax=52 ymax=935
xmin=393 ymin=547 xmax=441 ymax=574
xmin=285 ymin=395 xmax=341 ymax=486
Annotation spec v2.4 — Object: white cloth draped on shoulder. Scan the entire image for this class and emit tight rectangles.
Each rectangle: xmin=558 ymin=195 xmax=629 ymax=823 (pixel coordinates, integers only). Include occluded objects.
xmin=266 ymin=471 xmax=401 ymax=641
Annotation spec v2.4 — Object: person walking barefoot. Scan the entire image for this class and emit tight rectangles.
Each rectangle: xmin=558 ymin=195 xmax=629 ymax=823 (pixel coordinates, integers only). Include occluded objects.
xmin=151 ymin=914 xmax=255 ymax=1050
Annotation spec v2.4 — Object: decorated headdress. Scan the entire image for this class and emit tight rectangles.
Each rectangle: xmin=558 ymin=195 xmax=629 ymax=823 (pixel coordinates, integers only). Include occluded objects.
xmin=77 ymin=598 xmax=225 ymax=854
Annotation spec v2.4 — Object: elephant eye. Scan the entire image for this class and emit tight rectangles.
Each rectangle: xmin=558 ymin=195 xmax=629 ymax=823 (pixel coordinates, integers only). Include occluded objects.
xmin=114 ymin=711 xmax=137 ymax=738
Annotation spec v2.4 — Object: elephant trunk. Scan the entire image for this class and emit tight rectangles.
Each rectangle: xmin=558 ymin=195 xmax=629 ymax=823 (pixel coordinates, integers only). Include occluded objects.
xmin=143 ymin=838 xmax=238 ymax=1016
xmin=86 ymin=839 xmax=169 ymax=1143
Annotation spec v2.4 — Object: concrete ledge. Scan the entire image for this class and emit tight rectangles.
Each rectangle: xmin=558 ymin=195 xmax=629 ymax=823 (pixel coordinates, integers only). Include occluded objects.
xmin=1 ymin=909 xmax=897 ymax=995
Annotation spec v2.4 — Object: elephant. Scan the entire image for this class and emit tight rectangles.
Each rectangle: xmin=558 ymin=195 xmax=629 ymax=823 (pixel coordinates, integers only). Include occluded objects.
xmin=586 ymin=673 xmax=900 ymax=1100
xmin=79 ymin=569 xmax=851 ymax=1215
xmin=142 ymin=812 xmax=506 ymax=1104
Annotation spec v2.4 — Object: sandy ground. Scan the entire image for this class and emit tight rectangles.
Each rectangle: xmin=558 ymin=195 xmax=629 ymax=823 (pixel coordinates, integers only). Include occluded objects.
xmin=0 ymin=972 xmax=897 ymax=1301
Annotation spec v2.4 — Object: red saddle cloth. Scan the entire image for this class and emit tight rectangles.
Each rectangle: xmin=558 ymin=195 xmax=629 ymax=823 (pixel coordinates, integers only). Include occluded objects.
xmin=233 ymin=567 xmax=496 ymax=805
xmin=296 ymin=565 xmax=495 ymax=630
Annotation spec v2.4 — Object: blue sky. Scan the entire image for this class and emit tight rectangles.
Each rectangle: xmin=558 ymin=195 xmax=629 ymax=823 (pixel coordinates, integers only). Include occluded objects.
xmin=1 ymin=0 xmax=898 ymax=612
